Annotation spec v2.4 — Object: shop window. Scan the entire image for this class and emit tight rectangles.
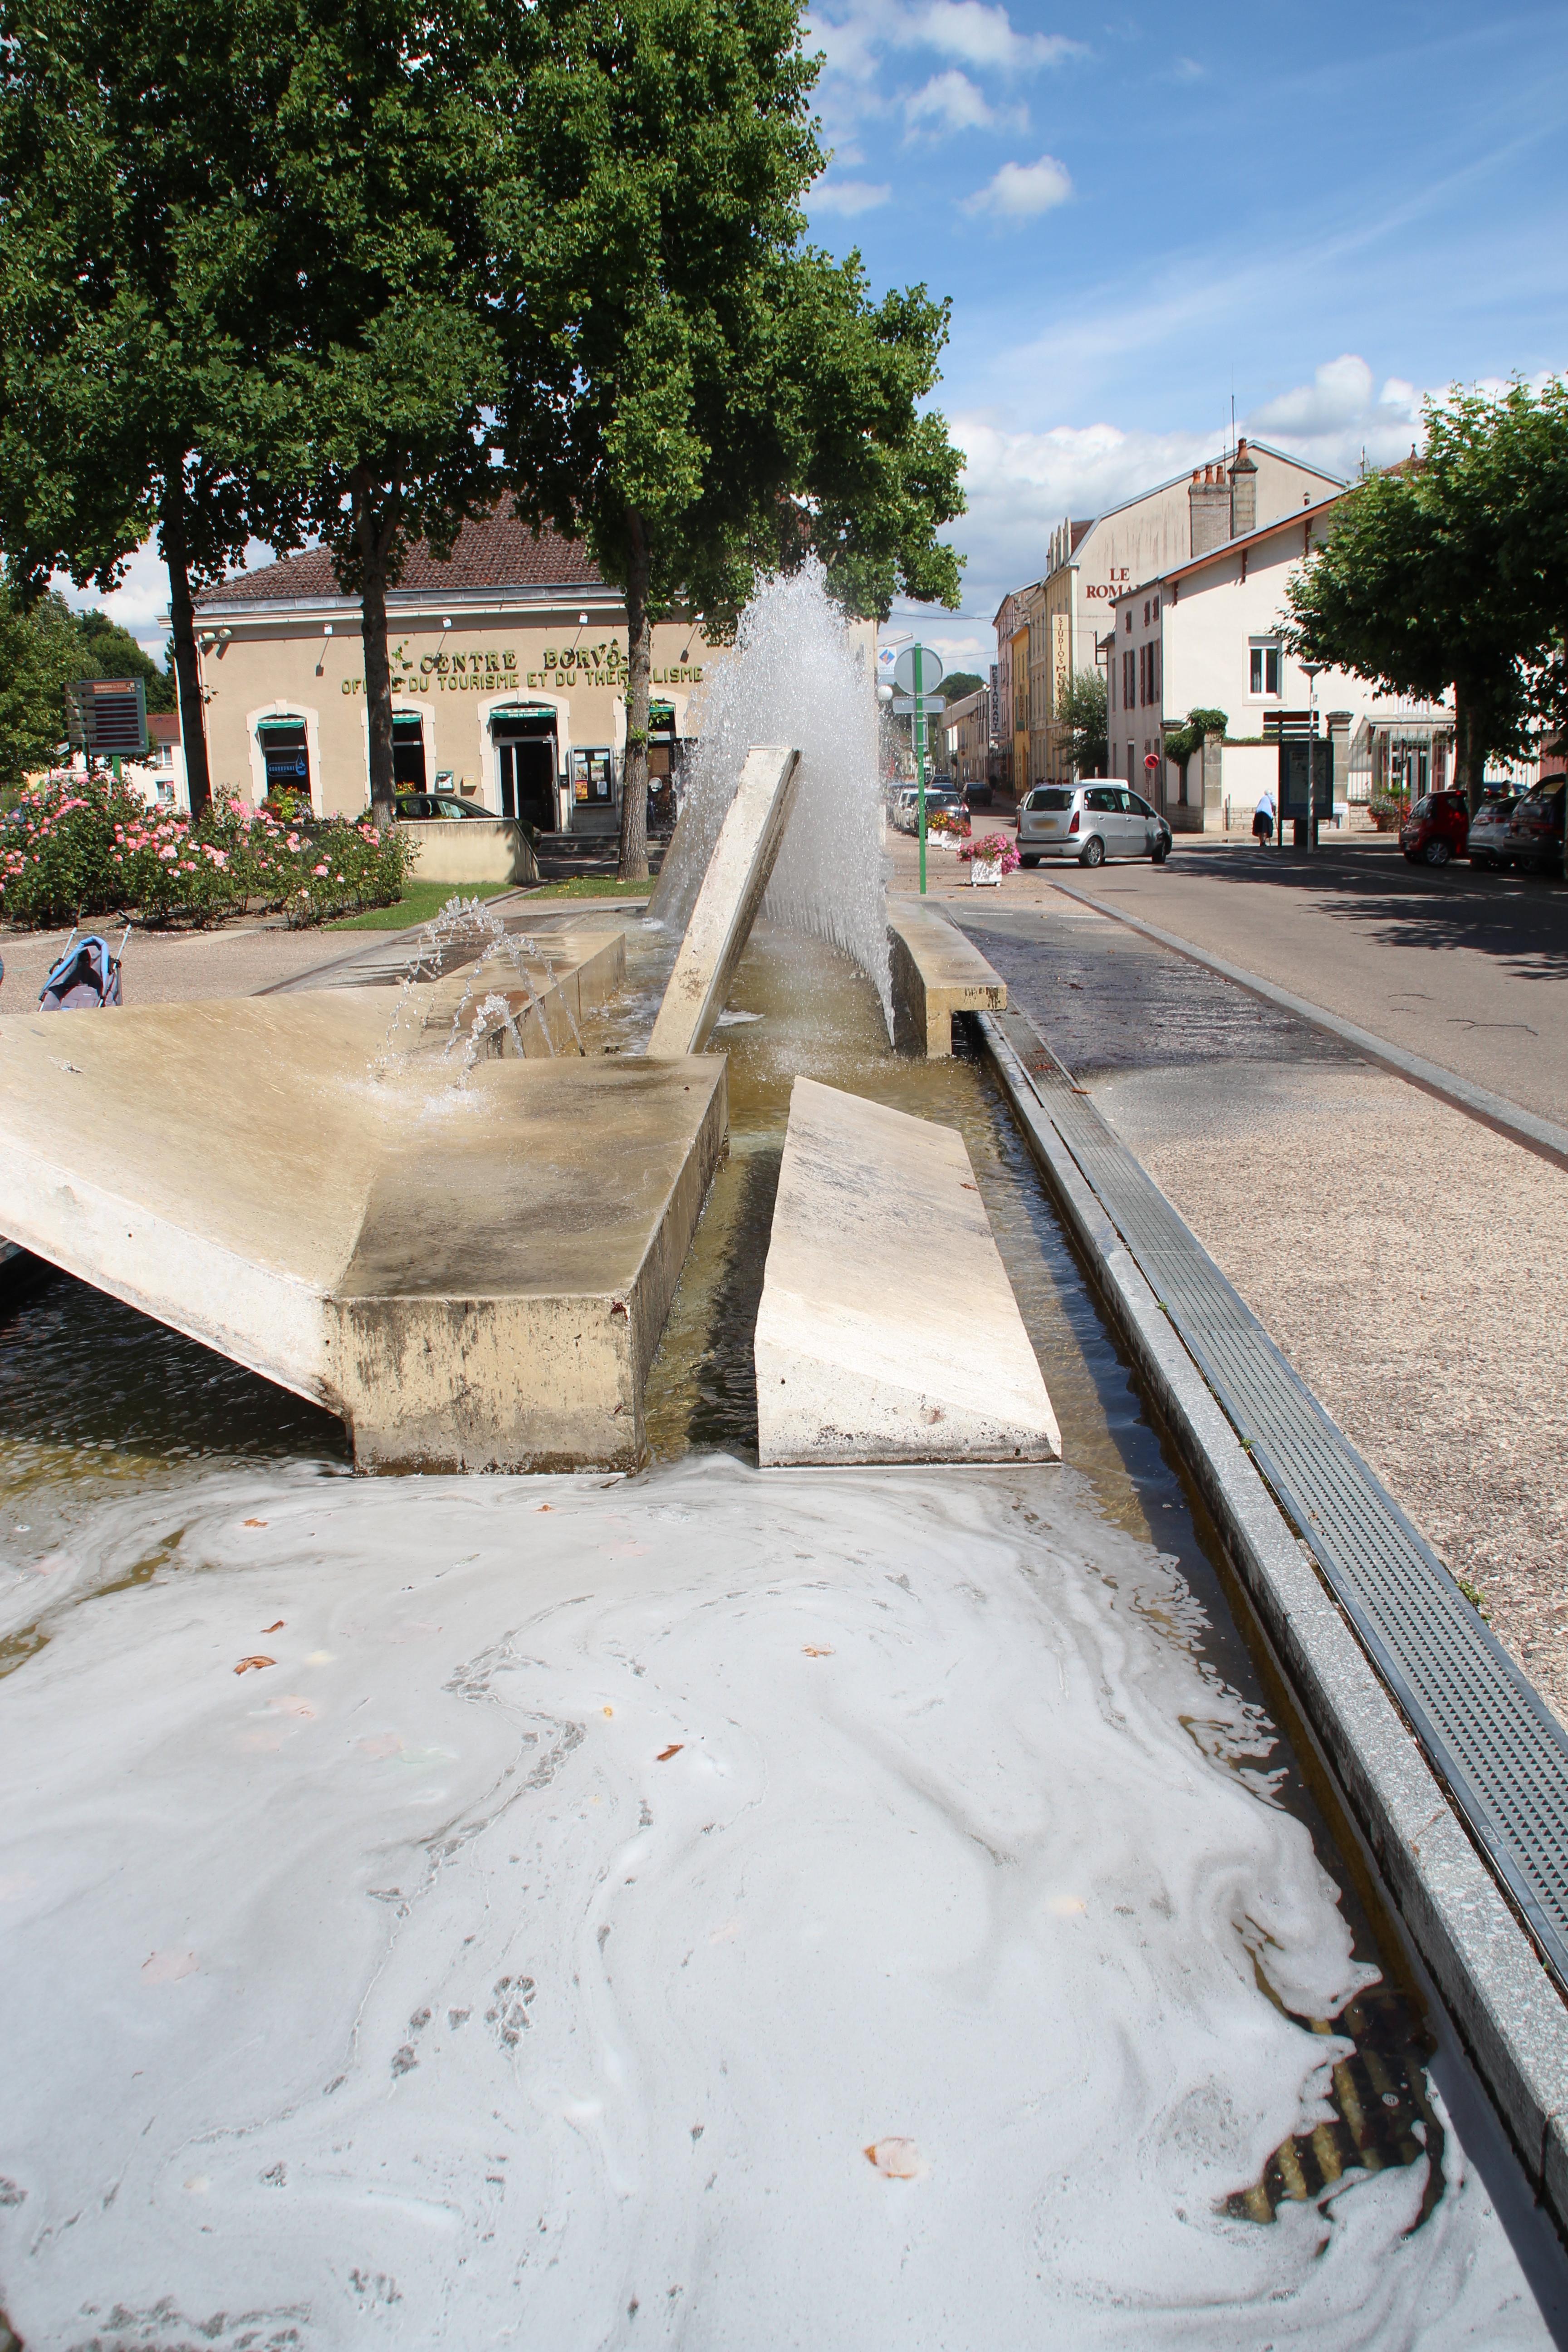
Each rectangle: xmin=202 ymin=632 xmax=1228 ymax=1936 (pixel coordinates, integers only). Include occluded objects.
xmin=1250 ymin=642 xmax=1282 ymax=696
xmin=392 ymin=713 xmax=427 ymax=790
xmin=572 ymin=748 xmax=613 ymax=805
xmin=257 ymin=718 xmax=310 ymax=804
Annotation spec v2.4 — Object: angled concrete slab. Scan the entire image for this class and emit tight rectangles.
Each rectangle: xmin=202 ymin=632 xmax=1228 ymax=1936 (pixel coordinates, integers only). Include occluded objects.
xmin=755 ymin=1077 xmax=1060 ymax=1466
xmin=0 ymin=996 xmax=725 ymax=1472
xmin=647 ymin=745 xmax=800 ymax=1058
xmin=887 ymin=894 xmax=1006 ymax=1056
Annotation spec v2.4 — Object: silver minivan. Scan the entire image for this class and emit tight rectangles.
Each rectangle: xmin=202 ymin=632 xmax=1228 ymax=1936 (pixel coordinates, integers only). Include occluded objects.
xmin=1017 ymin=784 xmax=1172 ymax=867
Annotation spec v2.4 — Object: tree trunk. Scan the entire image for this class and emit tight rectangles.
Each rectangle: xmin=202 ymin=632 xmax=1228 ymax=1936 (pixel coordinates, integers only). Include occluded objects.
xmin=617 ymin=510 xmax=652 ymax=882
xmin=161 ymin=466 xmax=211 ymax=820
xmin=356 ymin=475 xmax=399 ymax=826
xmin=1454 ymin=680 xmax=1485 ymax=813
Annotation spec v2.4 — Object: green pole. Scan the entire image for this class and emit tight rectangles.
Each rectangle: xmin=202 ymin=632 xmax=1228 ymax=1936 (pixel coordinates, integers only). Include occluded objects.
xmin=915 ymin=646 xmax=927 ymax=896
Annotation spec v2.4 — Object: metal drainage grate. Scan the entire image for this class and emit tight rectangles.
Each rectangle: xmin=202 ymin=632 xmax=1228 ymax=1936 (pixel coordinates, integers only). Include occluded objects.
xmin=990 ymin=1005 xmax=1568 ymax=1991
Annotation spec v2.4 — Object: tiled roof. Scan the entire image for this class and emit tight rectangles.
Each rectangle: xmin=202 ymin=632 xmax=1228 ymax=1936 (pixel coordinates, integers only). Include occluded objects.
xmin=196 ymin=509 xmax=606 ymax=606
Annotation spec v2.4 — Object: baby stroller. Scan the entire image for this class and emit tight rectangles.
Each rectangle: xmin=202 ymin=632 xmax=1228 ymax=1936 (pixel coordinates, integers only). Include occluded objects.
xmin=38 ymin=928 xmax=128 ymax=1011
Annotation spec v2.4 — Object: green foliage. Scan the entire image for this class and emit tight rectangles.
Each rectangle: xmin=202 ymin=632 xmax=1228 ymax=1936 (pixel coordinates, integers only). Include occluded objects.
xmin=0 ymin=776 xmax=412 ymax=927
xmin=0 ymin=589 xmax=84 ymax=784
xmin=503 ymin=0 xmax=965 ymax=874
xmin=70 ymin=610 xmax=176 ymax=711
xmin=939 ymin=671 xmax=985 ymax=704
xmin=1286 ymin=381 xmax=1568 ymax=803
xmin=1059 ymin=669 xmax=1109 ymax=775
xmin=1162 ymin=706 xmax=1228 ymax=784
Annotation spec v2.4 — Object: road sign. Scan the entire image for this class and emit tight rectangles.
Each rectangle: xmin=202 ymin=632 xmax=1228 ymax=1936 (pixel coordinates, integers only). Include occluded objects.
xmin=1144 ymin=753 xmax=1161 ymax=773
xmin=892 ymin=694 xmax=946 ymax=715
xmin=893 ymin=644 xmax=946 ymax=695
xmin=67 ymin=677 xmax=147 ymax=759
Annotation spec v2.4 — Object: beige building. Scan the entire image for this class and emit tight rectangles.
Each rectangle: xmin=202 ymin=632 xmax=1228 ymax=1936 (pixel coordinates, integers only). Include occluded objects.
xmin=1003 ymin=439 xmax=1344 ymax=790
xmin=189 ymin=511 xmax=719 ymax=834
xmin=941 ymin=687 xmax=990 ymax=793
xmin=992 ymin=591 xmax=1032 ymax=801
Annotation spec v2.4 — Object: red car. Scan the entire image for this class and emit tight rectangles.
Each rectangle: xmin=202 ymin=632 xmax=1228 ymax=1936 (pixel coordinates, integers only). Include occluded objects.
xmin=1401 ymin=791 xmax=1468 ymax=866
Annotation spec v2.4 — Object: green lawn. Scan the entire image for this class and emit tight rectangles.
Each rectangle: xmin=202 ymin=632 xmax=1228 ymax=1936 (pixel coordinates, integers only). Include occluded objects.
xmin=325 ymin=879 xmax=515 ymax=932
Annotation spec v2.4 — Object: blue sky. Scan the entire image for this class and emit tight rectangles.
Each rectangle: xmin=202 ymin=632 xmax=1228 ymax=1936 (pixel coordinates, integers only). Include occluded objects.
xmin=77 ymin=0 xmax=1568 ymax=676
xmin=802 ymin=0 xmax=1568 ymax=675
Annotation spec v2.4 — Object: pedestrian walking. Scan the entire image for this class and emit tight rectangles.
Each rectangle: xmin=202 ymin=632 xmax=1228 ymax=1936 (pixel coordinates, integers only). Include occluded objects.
xmin=1253 ymin=789 xmax=1275 ymax=846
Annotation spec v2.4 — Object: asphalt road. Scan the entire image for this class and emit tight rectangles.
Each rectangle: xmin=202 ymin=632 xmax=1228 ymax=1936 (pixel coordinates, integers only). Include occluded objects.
xmin=1058 ymin=834 xmax=1568 ymax=1130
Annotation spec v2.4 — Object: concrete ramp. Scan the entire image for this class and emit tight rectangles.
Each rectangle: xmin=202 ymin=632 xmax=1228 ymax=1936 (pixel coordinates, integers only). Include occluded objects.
xmin=647 ymin=745 xmax=800 ymax=1057
xmin=0 ymin=995 xmax=725 ymax=1472
xmin=755 ymin=1077 xmax=1060 ymax=1466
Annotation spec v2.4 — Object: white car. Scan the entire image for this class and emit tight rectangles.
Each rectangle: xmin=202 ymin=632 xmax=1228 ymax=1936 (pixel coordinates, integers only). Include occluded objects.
xmin=1017 ymin=784 xmax=1172 ymax=868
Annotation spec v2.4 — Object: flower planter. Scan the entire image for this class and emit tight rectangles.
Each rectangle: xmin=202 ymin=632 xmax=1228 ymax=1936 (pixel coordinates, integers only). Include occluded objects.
xmin=970 ymin=858 xmax=1001 ymax=887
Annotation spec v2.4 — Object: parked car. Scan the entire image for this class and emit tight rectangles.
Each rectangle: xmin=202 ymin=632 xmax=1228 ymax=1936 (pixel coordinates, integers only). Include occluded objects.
xmin=394 ymin=791 xmax=488 ymax=820
xmin=1466 ymin=793 xmax=1517 ymax=869
xmin=1504 ymin=782 xmax=1566 ymax=874
xmin=893 ymin=784 xmax=966 ymax=834
xmin=1016 ymin=783 xmax=1172 ymax=867
xmin=1400 ymin=791 xmax=1468 ymax=865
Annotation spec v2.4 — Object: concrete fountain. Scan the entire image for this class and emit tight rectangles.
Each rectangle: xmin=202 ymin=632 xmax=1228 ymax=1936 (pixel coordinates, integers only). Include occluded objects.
xmin=0 ymin=565 xmax=1557 ymax=2349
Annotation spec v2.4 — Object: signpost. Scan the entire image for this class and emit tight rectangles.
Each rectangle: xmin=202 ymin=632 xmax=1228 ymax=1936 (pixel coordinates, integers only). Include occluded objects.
xmin=893 ymin=644 xmax=946 ymax=894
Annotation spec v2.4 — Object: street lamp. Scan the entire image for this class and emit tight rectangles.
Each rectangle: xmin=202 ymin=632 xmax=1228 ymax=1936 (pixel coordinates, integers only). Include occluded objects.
xmin=1301 ymin=661 xmax=1328 ymax=851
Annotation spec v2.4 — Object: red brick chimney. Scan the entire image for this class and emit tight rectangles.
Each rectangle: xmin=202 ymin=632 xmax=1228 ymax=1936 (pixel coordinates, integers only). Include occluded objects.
xmin=1189 ymin=461 xmax=1230 ymax=558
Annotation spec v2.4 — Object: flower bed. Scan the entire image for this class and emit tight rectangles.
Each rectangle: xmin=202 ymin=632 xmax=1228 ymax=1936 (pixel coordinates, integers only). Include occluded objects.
xmin=1368 ymin=797 xmax=1411 ymax=833
xmin=0 ymin=777 xmax=413 ymax=930
xmin=957 ymin=831 xmax=1021 ymax=875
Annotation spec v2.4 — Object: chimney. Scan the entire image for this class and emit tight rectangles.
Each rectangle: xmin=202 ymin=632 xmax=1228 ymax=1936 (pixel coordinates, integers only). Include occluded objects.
xmin=1229 ymin=436 xmax=1257 ymax=540
xmin=1189 ymin=462 xmax=1230 ymax=559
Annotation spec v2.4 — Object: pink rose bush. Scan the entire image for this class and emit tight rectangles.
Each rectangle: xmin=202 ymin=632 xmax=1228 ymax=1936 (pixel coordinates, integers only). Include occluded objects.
xmin=0 ymin=777 xmax=413 ymax=929
xmin=957 ymin=831 xmax=1021 ymax=874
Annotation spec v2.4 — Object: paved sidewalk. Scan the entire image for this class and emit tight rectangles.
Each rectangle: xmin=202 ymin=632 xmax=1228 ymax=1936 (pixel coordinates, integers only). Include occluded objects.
xmin=955 ymin=893 xmax=1568 ymax=1733
xmin=0 ymin=920 xmax=343 ymax=1011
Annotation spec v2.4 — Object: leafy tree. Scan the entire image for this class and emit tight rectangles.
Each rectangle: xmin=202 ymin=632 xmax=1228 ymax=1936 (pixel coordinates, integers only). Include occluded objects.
xmin=1059 ymin=669 xmax=1109 ymax=777
xmin=71 ymin=609 xmax=177 ymax=712
xmin=503 ymin=0 xmax=964 ymax=878
xmin=0 ymin=0 xmax=307 ymax=814
xmin=1160 ymin=705 xmax=1227 ymax=799
xmin=938 ymin=671 xmax=985 ymax=705
xmin=1286 ymin=382 xmax=1568 ymax=809
xmin=255 ymin=0 xmax=541 ymax=820
xmin=0 ymin=589 xmax=177 ymax=788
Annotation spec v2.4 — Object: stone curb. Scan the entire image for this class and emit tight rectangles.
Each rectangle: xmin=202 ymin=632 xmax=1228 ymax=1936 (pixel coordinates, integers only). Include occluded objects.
xmin=977 ymin=1008 xmax=1568 ymax=2232
xmin=1049 ymin=881 xmax=1568 ymax=1172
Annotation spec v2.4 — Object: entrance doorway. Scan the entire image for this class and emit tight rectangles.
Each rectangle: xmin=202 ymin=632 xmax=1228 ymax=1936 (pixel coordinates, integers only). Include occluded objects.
xmin=392 ymin=713 xmax=427 ymax=791
xmin=493 ymin=710 xmax=559 ymax=831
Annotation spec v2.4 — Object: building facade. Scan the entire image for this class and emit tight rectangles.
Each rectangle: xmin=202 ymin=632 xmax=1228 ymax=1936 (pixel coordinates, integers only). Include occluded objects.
xmin=941 ymin=687 xmax=990 ymax=793
xmin=189 ymin=511 xmax=719 ymax=833
xmin=1110 ymin=488 xmax=1455 ymax=829
xmin=1002 ymin=440 xmax=1344 ymax=792
xmin=991 ymin=591 xmax=1032 ymax=802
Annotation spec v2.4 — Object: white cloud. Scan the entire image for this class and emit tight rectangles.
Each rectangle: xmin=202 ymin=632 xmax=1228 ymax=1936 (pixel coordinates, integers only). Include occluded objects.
xmin=806 ymin=0 xmax=1080 ymax=88
xmin=808 ymin=176 xmax=893 ymax=216
xmin=904 ymin=68 xmax=1025 ymax=136
xmin=961 ymin=153 xmax=1072 ymax=219
xmin=53 ymin=543 xmax=175 ymax=657
xmin=1170 ymin=55 xmax=1205 ymax=82
xmin=902 ymin=0 xmax=1079 ymax=73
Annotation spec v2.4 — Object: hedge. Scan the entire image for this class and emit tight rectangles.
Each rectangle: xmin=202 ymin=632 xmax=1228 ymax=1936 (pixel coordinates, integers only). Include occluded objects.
xmin=0 ymin=776 xmax=414 ymax=929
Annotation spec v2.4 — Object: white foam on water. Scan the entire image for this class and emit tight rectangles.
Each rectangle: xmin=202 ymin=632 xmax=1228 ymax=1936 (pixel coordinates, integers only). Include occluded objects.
xmin=0 ymin=1456 xmax=1547 ymax=2349
xmin=648 ymin=562 xmax=890 ymax=1031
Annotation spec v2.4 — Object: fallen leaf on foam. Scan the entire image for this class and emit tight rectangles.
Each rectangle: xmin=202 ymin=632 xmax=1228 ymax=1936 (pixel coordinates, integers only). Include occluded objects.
xmin=864 ymin=2137 xmax=927 ymax=2180
xmin=142 ymin=1949 xmax=197 ymax=1985
xmin=1047 ymin=1895 xmax=1087 ymax=1916
xmin=656 ymin=1744 xmax=683 ymax=1762
xmin=802 ymin=1645 xmax=834 ymax=1657
xmin=233 ymin=1655 xmax=275 ymax=1676
xmin=536 ymin=1504 xmax=553 ymax=1513
xmin=260 ymin=1620 xmax=284 ymax=1633
xmin=602 ymin=1705 xmax=614 ymax=1717
xmin=243 ymin=1519 xmax=268 ymax=1529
